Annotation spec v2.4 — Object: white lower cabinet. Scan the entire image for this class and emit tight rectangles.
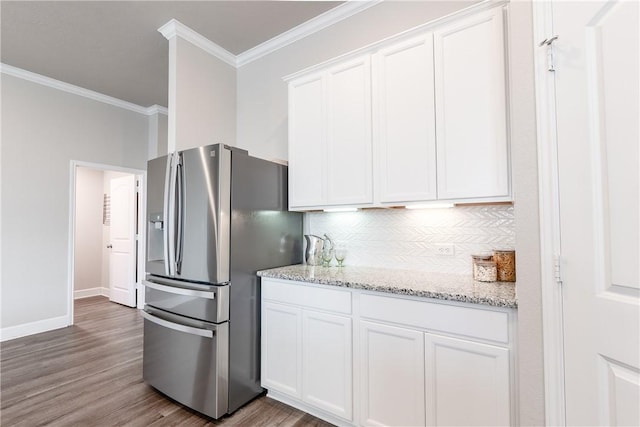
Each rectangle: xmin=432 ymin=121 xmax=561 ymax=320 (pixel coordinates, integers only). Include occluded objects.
xmin=261 ymin=279 xmax=354 ymax=425
xmin=261 ymin=302 xmax=302 ymax=397
xmin=425 ymin=334 xmax=511 ymax=426
xmin=303 ymin=311 xmax=353 ymax=419
xmin=360 ymin=321 xmax=426 ymax=427
xmin=261 ymin=278 xmax=516 ymax=427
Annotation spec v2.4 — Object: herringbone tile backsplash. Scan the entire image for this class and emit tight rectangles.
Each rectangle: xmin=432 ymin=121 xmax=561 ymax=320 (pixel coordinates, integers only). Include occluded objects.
xmin=306 ymin=205 xmax=515 ymax=274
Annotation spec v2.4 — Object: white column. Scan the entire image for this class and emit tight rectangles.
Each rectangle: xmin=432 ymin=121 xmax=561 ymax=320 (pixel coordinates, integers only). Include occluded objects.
xmin=158 ymin=19 xmax=237 ymax=152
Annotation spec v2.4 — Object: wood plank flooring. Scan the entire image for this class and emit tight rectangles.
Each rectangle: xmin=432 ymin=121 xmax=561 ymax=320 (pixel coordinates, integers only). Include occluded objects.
xmin=1 ymin=297 xmax=334 ymax=427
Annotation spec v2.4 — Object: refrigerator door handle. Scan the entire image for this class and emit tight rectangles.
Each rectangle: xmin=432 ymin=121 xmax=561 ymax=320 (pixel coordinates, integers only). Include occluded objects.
xmin=175 ymin=153 xmax=184 ymax=275
xmin=167 ymin=152 xmax=178 ymax=276
xmin=162 ymin=152 xmax=173 ymax=276
xmin=143 ymin=280 xmax=216 ymax=299
xmin=141 ymin=310 xmax=214 ymax=338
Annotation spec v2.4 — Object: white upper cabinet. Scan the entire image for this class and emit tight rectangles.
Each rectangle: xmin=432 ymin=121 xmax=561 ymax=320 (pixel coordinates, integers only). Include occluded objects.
xmin=374 ymin=35 xmax=437 ymax=204
xmin=433 ymin=8 xmax=510 ymax=200
xmin=286 ymin=5 xmax=511 ymax=210
xmin=288 ymin=57 xmax=373 ymax=210
xmin=326 ymin=56 xmax=373 ymax=206
xmin=288 ymin=73 xmax=326 ymax=208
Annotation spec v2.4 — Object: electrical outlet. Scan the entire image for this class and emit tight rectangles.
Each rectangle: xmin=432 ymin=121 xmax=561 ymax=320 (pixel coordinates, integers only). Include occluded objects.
xmin=436 ymin=244 xmax=455 ymax=256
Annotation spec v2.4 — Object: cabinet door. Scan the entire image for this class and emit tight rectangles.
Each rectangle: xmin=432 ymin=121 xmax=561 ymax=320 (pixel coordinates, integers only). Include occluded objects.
xmin=302 ymin=310 xmax=353 ymax=420
xmin=326 ymin=56 xmax=373 ymax=206
xmin=374 ymin=35 xmax=437 ymax=203
xmin=425 ymin=334 xmax=511 ymax=426
xmin=434 ymin=8 xmax=510 ymax=200
xmin=288 ymin=73 xmax=326 ymax=208
xmin=360 ymin=321 xmax=425 ymax=427
xmin=261 ymin=302 xmax=302 ymax=397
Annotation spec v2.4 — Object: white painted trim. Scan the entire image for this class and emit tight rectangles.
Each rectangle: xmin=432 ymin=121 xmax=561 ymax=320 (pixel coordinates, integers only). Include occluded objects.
xmin=69 ymin=161 xmax=147 ymax=326
xmin=236 ymin=0 xmax=383 ymax=67
xmin=167 ymin=36 xmax=178 ymax=154
xmin=156 ymin=1 xmax=505 ymax=71
xmin=136 ymin=174 xmax=147 ymax=310
xmin=0 ymin=68 xmax=2 ymax=344
xmin=282 ymin=0 xmax=508 ymax=82
xmin=146 ymin=104 xmax=168 ymax=116
xmin=1 ymin=315 xmax=69 ymax=342
xmin=156 ymin=2 xmax=384 ymax=69
xmin=267 ymin=390 xmax=354 ymax=427
xmin=532 ymin=1 xmax=567 ymax=426
xmin=68 ymin=162 xmax=77 ymax=327
xmin=158 ymin=19 xmax=237 ymax=67
xmin=0 ymin=63 xmax=166 ymax=116
xmin=74 ymin=287 xmax=110 ymax=299
xmin=72 ymin=161 xmax=147 ymax=176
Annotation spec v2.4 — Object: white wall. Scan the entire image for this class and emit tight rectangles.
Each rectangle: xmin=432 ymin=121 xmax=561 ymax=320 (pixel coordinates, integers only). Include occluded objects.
xmin=74 ymin=167 xmax=104 ymax=291
xmin=1 ymin=74 xmax=148 ymax=333
xmin=236 ymin=1 xmax=544 ymax=424
xmin=147 ymin=112 xmax=168 ymax=159
xmin=171 ymin=37 xmax=236 ymax=151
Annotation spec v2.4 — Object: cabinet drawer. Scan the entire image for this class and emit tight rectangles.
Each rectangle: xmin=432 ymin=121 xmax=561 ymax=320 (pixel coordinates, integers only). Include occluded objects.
xmin=360 ymin=293 xmax=509 ymax=343
xmin=262 ymin=279 xmax=352 ymax=315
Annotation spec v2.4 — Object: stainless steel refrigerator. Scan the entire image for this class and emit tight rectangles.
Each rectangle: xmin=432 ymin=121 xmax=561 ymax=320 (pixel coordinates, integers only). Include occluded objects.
xmin=142 ymin=144 xmax=302 ymax=419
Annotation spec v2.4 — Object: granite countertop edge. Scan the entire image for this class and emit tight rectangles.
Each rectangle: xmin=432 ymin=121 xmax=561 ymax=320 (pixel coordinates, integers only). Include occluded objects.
xmin=258 ymin=265 xmax=517 ymax=309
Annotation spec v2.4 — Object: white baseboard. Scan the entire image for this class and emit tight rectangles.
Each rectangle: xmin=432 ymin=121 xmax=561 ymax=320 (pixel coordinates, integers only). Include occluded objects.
xmin=266 ymin=390 xmax=354 ymax=427
xmin=0 ymin=315 xmax=69 ymax=342
xmin=74 ymin=287 xmax=109 ymax=299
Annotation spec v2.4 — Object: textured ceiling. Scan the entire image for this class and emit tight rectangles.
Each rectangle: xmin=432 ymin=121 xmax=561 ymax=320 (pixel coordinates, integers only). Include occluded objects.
xmin=1 ymin=1 xmax=343 ymax=107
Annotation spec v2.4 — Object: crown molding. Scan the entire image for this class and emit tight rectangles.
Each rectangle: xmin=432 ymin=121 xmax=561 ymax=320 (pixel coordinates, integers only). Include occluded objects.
xmin=157 ymin=1 xmax=384 ymax=69
xmin=236 ymin=0 xmax=383 ymax=67
xmin=158 ymin=19 xmax=237 ymax=67
xmin=0 ymin=63 xmax=167 ymax=116
xmin=146 ymin=104 xmax=169 ymax=116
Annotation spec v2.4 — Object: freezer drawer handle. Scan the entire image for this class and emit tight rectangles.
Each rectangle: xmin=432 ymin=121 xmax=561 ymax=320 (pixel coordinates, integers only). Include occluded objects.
xmin=141 ymin=311 xmax=214 ymax=338
xmin=143 ymin=280 xmax=216 ymax=300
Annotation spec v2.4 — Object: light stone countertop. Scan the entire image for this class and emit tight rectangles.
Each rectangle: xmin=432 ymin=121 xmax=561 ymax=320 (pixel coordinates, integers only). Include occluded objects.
xmin=258 ymin=264 xmax=517 ymax=309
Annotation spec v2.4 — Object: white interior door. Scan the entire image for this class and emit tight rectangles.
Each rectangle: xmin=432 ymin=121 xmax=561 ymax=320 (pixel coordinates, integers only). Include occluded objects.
xmin=109 ymin=174 xmax=137 ymax=307
xmin=553 ymin=1 xmax=639 ymax=425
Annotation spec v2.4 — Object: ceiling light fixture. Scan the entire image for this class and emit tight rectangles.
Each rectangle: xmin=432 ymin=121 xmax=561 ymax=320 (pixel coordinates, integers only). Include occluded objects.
xmin=405 ymin=203 xmax=455 ymax=210
xmin=323 ymin=207 xmax=358 ymax=213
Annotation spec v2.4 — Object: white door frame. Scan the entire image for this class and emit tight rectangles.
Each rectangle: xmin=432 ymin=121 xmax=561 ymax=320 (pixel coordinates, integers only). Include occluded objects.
xmin=68 ymin=160 xmax=147 ymax=325
xmin=534 ymin=3 xmax=640 ymax=425
xmin=532 ymin=1 xmax=567 ymax=425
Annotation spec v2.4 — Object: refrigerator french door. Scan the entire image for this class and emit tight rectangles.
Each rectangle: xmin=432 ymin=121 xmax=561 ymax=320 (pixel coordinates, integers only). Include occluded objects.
xmin=146 ymin=145 xmax=230 ymax=284
xmin=143 ymin=144 xmax=302 ymax=419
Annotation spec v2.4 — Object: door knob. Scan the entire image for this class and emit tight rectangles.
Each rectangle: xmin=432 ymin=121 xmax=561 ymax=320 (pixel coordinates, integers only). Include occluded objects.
xmin=107 ymin=244 xmax=113 ymax=249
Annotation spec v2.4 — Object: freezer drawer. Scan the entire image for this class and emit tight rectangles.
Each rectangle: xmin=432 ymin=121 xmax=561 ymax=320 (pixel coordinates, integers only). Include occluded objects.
xmin=144 ymin=276 xmax=229 ymax=323
xmin=142 ymin=307 xmax=229 ymax=419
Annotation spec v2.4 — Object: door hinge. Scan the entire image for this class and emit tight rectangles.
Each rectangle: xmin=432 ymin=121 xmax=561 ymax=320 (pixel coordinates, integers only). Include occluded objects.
xmin=554 ymin=255 xmax=563 ymax=285
xmin=539 ymin=35 xmax=559 ymax=72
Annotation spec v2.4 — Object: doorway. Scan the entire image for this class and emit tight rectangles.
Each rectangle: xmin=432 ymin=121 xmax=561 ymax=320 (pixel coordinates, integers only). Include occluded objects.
xmin=69 ymin=161 xmax=146 ymax=324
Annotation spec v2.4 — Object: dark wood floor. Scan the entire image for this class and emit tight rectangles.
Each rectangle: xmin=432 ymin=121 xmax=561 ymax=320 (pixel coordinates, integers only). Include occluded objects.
xmin=1 ymin=297 xmax=334 ymax=427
